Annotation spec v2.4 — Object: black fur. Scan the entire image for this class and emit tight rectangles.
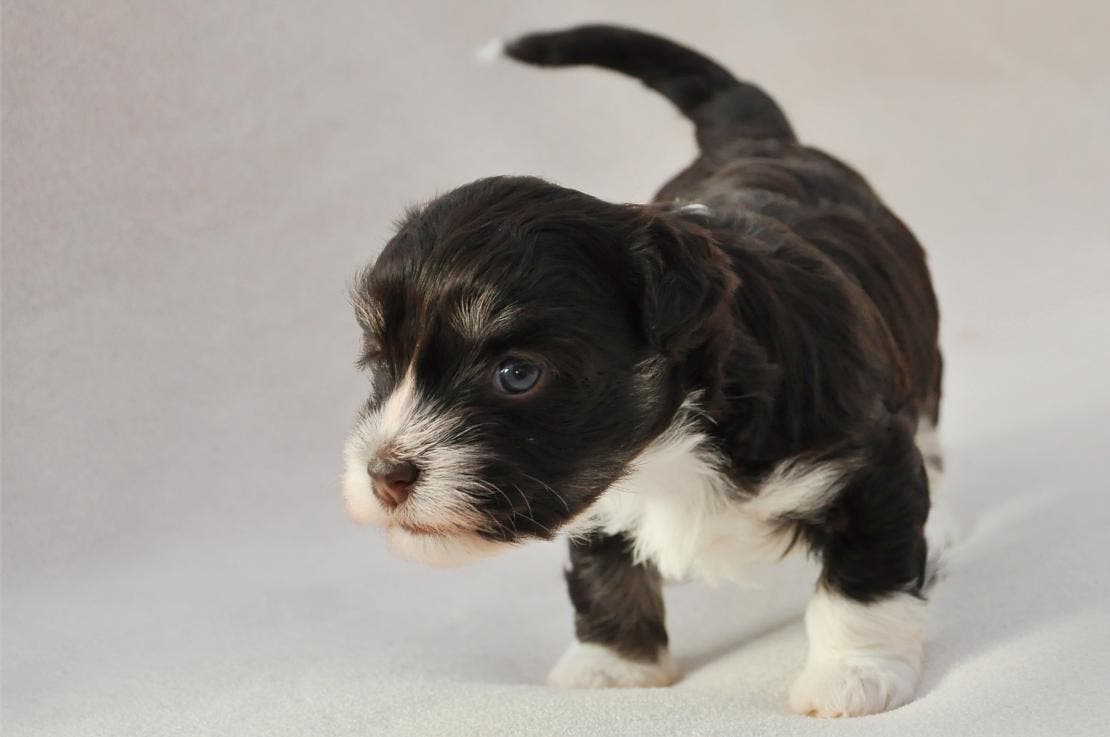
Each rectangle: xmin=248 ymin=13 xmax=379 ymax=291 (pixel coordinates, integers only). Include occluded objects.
xmin=565 ymin=532 xmax=668 ymax=662
xmin=349 ymin=25 xmax=941 ymax=668
xmin=802 ymin=414 xmax=931 ymax=602
xmin=505 ymin=25 xmax=795 ymax=147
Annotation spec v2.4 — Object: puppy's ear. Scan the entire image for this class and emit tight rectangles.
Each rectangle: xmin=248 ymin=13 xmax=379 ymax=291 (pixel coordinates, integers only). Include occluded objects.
xmin=628 ymin=209 xmax=738 ymax=361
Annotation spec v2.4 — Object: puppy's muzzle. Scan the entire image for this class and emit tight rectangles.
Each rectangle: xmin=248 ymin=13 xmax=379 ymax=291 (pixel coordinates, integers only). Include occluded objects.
xmin=368 ymin=457 xmax=420 ymax=509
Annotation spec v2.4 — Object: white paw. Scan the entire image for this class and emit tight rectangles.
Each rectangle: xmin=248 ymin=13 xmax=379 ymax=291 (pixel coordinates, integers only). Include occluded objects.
xmin=789 ymin=654 xmax=920 ymax=718
xmin=547 ymin=642 xmax=680 ymax=688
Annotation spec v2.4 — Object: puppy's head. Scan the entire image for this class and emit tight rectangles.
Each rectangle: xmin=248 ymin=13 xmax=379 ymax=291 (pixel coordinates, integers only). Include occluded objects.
xmin=342 ymin=177 xmax=735 ymax=565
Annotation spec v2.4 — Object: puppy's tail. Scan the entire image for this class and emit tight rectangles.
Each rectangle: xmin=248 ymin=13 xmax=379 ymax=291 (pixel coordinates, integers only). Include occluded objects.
xmin=498 ymin=24 xmax=795 ymax=149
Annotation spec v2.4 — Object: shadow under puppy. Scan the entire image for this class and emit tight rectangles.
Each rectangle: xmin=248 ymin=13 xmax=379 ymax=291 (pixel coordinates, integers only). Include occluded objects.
xmin=342 ymin=24 xmax=952 ymax=718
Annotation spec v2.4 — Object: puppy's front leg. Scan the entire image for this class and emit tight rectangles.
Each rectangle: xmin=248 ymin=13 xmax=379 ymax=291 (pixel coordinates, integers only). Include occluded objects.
xmin=547 ymin=531 xmax=679 ymax=688
xmin=790 ymin=420 xmax=931 ymax=717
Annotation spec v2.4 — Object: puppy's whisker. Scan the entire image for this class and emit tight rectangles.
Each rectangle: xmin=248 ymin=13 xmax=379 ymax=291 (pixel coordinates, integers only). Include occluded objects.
xmin=512 ymin=482 xmax=536 ymax=521
xmin=512 ymin=511 xmax=554 ymax=536
xmin=721 ymin=391 xmax=765 ymax=402
xmin=470 ymin=479 xmax=520 ymax=532
xmin=481 ymin=509 xmax=513 ymax=539
xmin=521 ymin=472 xmax=569 ymax=512
xmin=511 ymin=484 xmax=555 ymax=535
xmin=680 ymin=400 xmax=719 ymax=426
xmin=449 ymin=421 xmax=497 ymax=442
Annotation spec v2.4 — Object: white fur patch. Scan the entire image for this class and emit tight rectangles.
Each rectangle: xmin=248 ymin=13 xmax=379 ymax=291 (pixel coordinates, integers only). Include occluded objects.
xmin=385 ymin=526 xmax=508 ymax=567
xmin=790 ymin=589 xmax=925 ymax=718
xmin=351 ymin=292 xmax=383 ymax=334
xmin=547 ymin=642 xmax=679 ymax=688
xmin=342 ymin=369 xmax=509 ymax=565
xmin=376 ymin=370 xmax=417 ymax=445
xmin=915 ymin=420 xmax=957 ymax=573
xmin=475 ymin=38 xmax=504 ymax=64
xmin=677 ymin=202 xmax=711 ymax=216
xmin=915 ymin=420 xmax=943 ymax=486
xmin=569 ymin=404 xmax=850 ymax=584
xmin=451 ymin=289 xmax=516 ymax=341
xmin=744 ymin=458 xmax=854 ymax=522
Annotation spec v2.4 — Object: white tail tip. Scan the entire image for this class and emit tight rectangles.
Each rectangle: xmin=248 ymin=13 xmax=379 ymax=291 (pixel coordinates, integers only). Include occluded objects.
xmin=475 ymin=38 xmax=505 ymax=64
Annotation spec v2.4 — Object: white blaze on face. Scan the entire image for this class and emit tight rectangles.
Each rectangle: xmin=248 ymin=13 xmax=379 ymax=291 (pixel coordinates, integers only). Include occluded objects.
xmin=341 ymin=369 xmax=510 ymax=565
xmin=342 ymin=371 xmax=420 ymax=527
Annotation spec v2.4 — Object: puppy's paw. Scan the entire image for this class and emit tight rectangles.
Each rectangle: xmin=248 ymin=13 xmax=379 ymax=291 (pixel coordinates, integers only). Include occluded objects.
xmin=547 ymin=642 xmax=679 ymax=688
xmin=789 ymin=654 xmax=920 ymax=718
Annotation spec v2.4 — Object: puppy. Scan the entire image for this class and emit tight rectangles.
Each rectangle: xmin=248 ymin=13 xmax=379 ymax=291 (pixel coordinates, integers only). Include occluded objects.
xmin=342 ymin=25 xmax=950 ymax=718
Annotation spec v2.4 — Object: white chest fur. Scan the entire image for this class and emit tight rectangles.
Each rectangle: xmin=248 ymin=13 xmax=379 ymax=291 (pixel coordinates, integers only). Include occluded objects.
xmin=570 ymin=413 xmax=851 ymax=583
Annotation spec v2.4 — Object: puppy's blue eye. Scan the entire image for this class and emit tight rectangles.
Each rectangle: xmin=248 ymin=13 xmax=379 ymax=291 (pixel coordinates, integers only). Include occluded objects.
xmin=495 ymin=359 xmax=542 ymax=395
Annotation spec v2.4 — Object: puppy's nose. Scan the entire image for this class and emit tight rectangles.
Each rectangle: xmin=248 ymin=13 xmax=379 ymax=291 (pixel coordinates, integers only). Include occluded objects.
xmin=368 ymin=458 xmax=420 ymax=508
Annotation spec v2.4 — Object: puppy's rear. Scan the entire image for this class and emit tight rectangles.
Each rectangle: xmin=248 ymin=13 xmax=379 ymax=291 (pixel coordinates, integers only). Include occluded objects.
xmin=501 ymin=25 xmax=941 ymax=423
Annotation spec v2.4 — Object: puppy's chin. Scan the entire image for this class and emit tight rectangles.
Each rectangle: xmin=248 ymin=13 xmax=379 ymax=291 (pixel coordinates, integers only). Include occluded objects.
xmin=343 ymin=464 xmax=512 ymax=566
xmin=385 ymin=525 xmax=510 ymax=567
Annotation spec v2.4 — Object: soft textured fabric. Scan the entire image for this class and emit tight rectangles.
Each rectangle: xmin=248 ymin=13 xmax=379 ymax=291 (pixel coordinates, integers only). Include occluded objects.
xmin=4 ymin=2 xmax=1108 ymax=735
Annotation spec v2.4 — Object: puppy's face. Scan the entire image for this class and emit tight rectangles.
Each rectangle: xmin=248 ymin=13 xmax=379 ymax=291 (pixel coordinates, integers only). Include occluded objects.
xmin=342 ymin=177 xmax=733 ymax=565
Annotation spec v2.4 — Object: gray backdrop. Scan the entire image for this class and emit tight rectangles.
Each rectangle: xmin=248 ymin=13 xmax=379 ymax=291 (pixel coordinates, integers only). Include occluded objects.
xmin=4 ymin=1 xmax=1109 ymax=735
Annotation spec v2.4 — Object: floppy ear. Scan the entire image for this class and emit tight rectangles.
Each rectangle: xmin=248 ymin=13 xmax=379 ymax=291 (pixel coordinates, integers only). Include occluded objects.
xmin=624 ymin=209 xmax=739 ymax=410
xmin=628 ymin=209 xmax=738 ymax=360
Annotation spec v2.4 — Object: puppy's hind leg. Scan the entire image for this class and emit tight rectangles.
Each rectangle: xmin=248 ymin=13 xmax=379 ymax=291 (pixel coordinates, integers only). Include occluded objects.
xmin=547 ymin=531 xmax=679 ymax=688
xmin=789 ymin=416 xmax=930 ymax=717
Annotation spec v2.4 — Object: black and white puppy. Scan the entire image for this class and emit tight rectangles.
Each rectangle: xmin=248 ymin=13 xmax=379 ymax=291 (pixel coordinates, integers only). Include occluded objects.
xmin=342 ymin=25 xmax=952 ymax=718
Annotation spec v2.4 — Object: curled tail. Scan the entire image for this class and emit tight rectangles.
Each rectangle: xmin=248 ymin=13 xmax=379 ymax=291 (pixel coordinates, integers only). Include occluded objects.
xmin=500 ymin=24 xmax=795 ymax=149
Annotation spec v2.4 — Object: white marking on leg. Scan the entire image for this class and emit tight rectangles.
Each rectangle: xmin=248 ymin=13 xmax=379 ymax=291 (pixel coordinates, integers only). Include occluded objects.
xmin=790 ymin=589 xmax=926 ymax=718
xmin=547 ymin=642 xmax=679 ymax=689
xmin=916 ymin=420 xmax=957 ymax=575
